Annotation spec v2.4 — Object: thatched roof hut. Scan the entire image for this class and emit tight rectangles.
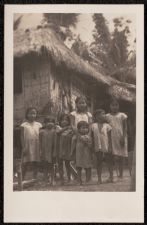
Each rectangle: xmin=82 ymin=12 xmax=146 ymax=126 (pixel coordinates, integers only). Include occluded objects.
xmin=14 ymin=25 xmax=136 ymax=104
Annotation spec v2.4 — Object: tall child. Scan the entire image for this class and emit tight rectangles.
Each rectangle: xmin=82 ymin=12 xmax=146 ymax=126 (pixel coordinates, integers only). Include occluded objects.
xmin=92 ymin=109 xmax=113 ymax=184
xmin=70 ymin=96 xmax=93 ymax=131
xmin=71 ymin=121 xmax=93 ymax=185
xmin=57 ymin=113 xmax=73 ymax=185
xmin=39 ymin=116 xmax=56 ymax=185
xmin=70 ymin=96 xmax=93 ymax=181
xmin=20 ymin=107 xmax=42 ymax=180
xmin=106 ymin=100 xmax=128 ymax=178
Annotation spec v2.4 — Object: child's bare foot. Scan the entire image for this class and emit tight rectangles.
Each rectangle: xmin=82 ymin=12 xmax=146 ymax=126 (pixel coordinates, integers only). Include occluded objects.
xmin=118 ymin=175 xmax=123 ymax=179
xmin=75 ymin=179 xmax=82 ymax=186
xmin=66 ymin=178 xmax=71 ymax=184
xmin=97 ymin=180 xmax=102 ymax=185
xmin=60 ymin=180 xmax=64 ymax=186
xmin=50 ymin=180 xmax=56 ymax=186
xmin=105 ymin=178 xmax=113 ymax=183
xmin=85 ymin=179 xmax=91 ymax=185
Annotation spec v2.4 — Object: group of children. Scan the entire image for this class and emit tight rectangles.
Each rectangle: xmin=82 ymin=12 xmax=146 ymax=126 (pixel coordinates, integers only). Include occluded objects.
xmin=19 ymin=96 xmax=128 ymax=186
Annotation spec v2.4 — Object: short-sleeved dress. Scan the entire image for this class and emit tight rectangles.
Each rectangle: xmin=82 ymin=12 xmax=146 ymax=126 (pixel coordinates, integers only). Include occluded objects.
xmin=59 ymin=128 xmax=73 ymax=161
xmin=91 ymin=123 xmax=112 ymax=153
xmin=70 ymin=111 xmax=92 ymax=130
xmin=21 ymin=121 xmax=42 ymax=163
xmin=71 ymin=134 xmax=93 ymax=168
xmin=39 ymin=128 xmax=55 ymax=163
xmin=106 ymin=112 xmax=128 ymax=157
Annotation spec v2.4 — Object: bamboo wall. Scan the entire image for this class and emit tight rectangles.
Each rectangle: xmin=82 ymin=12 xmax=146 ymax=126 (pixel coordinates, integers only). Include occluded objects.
xmin=14 ymin=62 xmax=93 ymax=123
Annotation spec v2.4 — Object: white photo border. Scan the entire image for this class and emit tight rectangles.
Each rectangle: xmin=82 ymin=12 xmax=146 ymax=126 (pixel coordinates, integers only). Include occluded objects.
xmin=4 ymin=4 xmax=144 ymax=223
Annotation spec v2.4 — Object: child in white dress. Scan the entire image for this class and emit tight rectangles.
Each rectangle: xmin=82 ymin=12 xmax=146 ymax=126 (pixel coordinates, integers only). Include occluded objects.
xmin=92 ymin=109 xmax=113 ymax=184
xmin=106 ymin=100 xmax=128 ymax=178
xmin=20 ymin=107 xmax=42 ymax=180
xmin=70 ymin=96 xmax=93 ymax=131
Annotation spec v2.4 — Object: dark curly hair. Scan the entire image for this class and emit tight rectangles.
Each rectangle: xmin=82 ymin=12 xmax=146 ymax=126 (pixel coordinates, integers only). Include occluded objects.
xmin=75 ymin=96 xmax=88 ymax=105
xmin=58 ymin=113 xmax=70 ymax=126
xmin=77 ymin=121 xmax=89 ymax=130
xmin=44 ymin=116 xmax=55 ymax=124
xmin=25 ymin=107 xmax=37 ymax=120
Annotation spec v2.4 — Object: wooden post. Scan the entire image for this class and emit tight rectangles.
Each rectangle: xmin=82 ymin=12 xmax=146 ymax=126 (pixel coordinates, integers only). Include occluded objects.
xmin=16 ymin=159 xmax=23 ymax=191
xmin=130 ymin=141 xmax=136 ymax=191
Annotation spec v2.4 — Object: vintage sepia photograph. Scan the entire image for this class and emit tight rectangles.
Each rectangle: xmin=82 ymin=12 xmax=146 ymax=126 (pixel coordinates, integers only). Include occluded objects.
xmin=13 ymin=12 xmax=136 ymax=192
xmin=4 ymin=4 xmax=144 ymax=223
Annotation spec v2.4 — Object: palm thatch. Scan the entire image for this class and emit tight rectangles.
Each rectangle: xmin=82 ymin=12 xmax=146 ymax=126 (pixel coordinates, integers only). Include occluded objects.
xmin=110 ymin=66 xmax=136 ymax=84
xmin=14 ymin=25 xmax=136 ymax=103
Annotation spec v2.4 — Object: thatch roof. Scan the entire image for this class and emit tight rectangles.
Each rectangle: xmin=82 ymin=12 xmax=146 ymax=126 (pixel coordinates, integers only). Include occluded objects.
xmin=110 ymin=66 xmax=136 ymax=84
xmin=14 ymin=26 xmax=136 ymax=103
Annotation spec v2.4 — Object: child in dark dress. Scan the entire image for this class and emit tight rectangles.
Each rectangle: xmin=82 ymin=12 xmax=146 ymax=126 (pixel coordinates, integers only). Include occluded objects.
xmin=57 ymin=114 xmax=73 ymax=185
xmin=39 ymin=116 xmax=56 ymax=185
xmin=71 ymin=121 xmax=93 ymax=185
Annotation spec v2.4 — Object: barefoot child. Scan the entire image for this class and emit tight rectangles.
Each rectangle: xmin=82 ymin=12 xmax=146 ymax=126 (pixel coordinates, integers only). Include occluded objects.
xmin=92 ymin=109 xmax=113 ymax=184
xmin=20 ymin=107 xmax=42 ymax=180
xmin=71 ymin=121 xmax=93 ymax=185
xmin=70 ymin=96 xmax=93 ymax=181
xmin=57 ymin=114 xmax=73 ymax=185
xmin=106 ymin=99 xmax=128 ymax=178
xmin=39 ymin=116 xmax=56 ymax=185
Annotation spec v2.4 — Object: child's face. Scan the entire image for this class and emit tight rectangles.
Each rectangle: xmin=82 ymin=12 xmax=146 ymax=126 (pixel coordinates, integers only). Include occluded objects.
xmin=27 ymin=109 xmax=37 ymax=122
xmin=96 ymin=112 xmax=106 ymax=122
xmin=110 ymin=102 xmax=119 ymax=113
xmin=76 ymin=99 xmax=87 ymax=112
xmin=46 ymin=122 xmax=54 ymax=129
xmin=61 ymin=119 xmax=69 ymax=128
xmin=79 ymin=125 xmax=89 ymax=135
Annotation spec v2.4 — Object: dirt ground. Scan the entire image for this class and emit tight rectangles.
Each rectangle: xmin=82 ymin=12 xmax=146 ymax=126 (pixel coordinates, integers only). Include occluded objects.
xmin=14 ymin=167 xmax=134 ymax=192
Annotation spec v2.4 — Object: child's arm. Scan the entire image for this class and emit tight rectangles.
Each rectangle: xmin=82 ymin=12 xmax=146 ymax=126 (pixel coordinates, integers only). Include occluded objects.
xmin=91 ymin=129 xmax=95 ymax=153
xmin=69 ymin=114 xmax=77 ymax=133
xmin=123 ymin=118 xmax=127 ymax=137
xmin=70 ymin=135 xmax=77 ymax=158
xmin=20 ymin=126 xmax=26 ymax=155
xmin=87 ymin=112 xmax=93 ymax=125
xmin=108 ymin=130 xmax=112 ymax=153
xmin=39 ymin=131 xmax=43 ymax=157
xmin=56 ymin=126 xmax=71 ymax=134
xmin=120 ymin=114 xmax=128 ymax=146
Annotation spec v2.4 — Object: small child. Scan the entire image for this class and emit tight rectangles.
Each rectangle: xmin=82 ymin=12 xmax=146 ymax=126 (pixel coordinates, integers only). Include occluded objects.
xmin=57 ymin=113 xmax=73 ymax=185
xmin=20 ymin=107 xmax=42 ymax=180
xmin=71 ymin=121 xmax=93 ymax=185
xmin=39 ymin=116 xmax=56 ymax=185
xmin=92 ymin=109 xmax=113 ymax=184
xmin=106 ymin=99 xmax=128 ymax=178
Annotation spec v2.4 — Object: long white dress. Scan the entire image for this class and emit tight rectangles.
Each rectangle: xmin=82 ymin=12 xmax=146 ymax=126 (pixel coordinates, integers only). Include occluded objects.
xmin=106 ymin=112 xmax=128 ymax=157
xmin=21 ymin=121 xmax=42 ymax=163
